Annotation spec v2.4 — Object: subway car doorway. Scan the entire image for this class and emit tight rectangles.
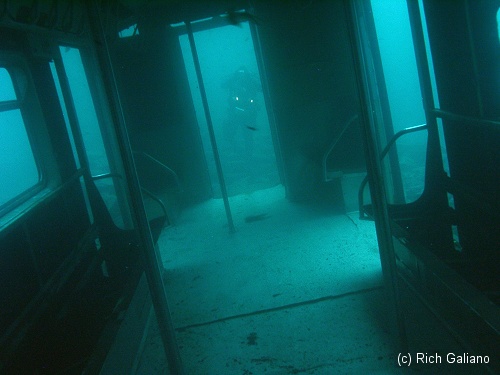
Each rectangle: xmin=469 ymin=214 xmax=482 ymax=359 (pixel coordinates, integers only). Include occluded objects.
xmin=178 ymin=19 xmax=281 ymax=202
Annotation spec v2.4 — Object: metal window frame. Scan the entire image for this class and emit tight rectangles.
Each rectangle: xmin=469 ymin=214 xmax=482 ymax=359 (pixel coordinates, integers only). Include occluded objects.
xmin=0 ymin=57 xmax=46 ymax=218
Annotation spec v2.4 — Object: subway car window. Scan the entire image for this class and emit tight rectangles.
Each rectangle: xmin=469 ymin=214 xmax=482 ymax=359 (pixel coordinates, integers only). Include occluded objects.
xmin=497 ymin=7 xmax=500 ymax=42
xmin=0 ymin=67 xmax=41 ymax=210
xmin=48 ymin=61 xmax=81 ymax=170
xmin=55 ymin=45 xmax=133 ymax=229
xmin=58 ymin=46 xmax=110 ymax=175
xmin=371 ymin=0 xmax=428 ymax=204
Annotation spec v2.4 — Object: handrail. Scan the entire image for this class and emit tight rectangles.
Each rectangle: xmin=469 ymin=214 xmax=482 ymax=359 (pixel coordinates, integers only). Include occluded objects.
xmin=132 ymin=151 xmax=182 ymax=193
xmin=92 ymin=172 xmax=122 ymax=181
xmin=358 ymin=124 xmax=428 ymax=219
xmin=431 ymin=109 xmax=500 ymax=129
xmin=139 ymin=187 xmax=169 ymax=220
xmin=323 ymin=114 xmax=359 ymax=182
xmin=91 ymin=172 xmax=168 ymax=220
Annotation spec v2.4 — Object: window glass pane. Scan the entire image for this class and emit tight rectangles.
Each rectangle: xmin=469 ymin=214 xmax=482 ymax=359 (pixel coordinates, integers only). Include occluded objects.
xmin=497 ymin=7 xmax=500 ymax=44
xmin=49 ymin=61 xmax=81 ymax=169
xmin=119 ymin=24 xmax=139 ymax=38
xmin=0 ymin=109 xmax=39 ymax=206
xmin=58 ymin=46 xmax=129 ymax=229
xmin=59 ymin=46 xmax=110 ymax=175
xmin=0 ymin=68 xmax=16 ymax=101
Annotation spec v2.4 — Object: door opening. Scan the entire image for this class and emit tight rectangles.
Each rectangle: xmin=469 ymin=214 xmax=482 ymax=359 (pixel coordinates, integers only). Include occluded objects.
xmin=178 ymin=20 xmax=281 ymax=202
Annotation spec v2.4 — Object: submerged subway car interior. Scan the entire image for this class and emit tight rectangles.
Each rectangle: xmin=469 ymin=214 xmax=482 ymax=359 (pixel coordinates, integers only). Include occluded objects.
xmin=0 ymin=1 xmax=498 ymax=374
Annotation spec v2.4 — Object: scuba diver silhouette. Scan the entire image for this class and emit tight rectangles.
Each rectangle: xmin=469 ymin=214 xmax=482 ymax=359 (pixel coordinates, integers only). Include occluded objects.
xmin=222 ymin=66 xmax=261 ymax=156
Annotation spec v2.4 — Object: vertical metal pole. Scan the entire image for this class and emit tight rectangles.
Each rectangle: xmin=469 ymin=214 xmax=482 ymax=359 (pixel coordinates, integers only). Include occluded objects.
xmin=86 ymin=2 xmax=184 ymax=374
xmin=185 ymin=21 xmax=235 ymax=233
xmin=346 ymin=0 xmax=408 ymax=353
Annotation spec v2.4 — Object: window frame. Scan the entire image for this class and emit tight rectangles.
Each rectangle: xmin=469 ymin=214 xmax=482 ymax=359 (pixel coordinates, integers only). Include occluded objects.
xmin=0 ymin=55 xmax=48 ymax=218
